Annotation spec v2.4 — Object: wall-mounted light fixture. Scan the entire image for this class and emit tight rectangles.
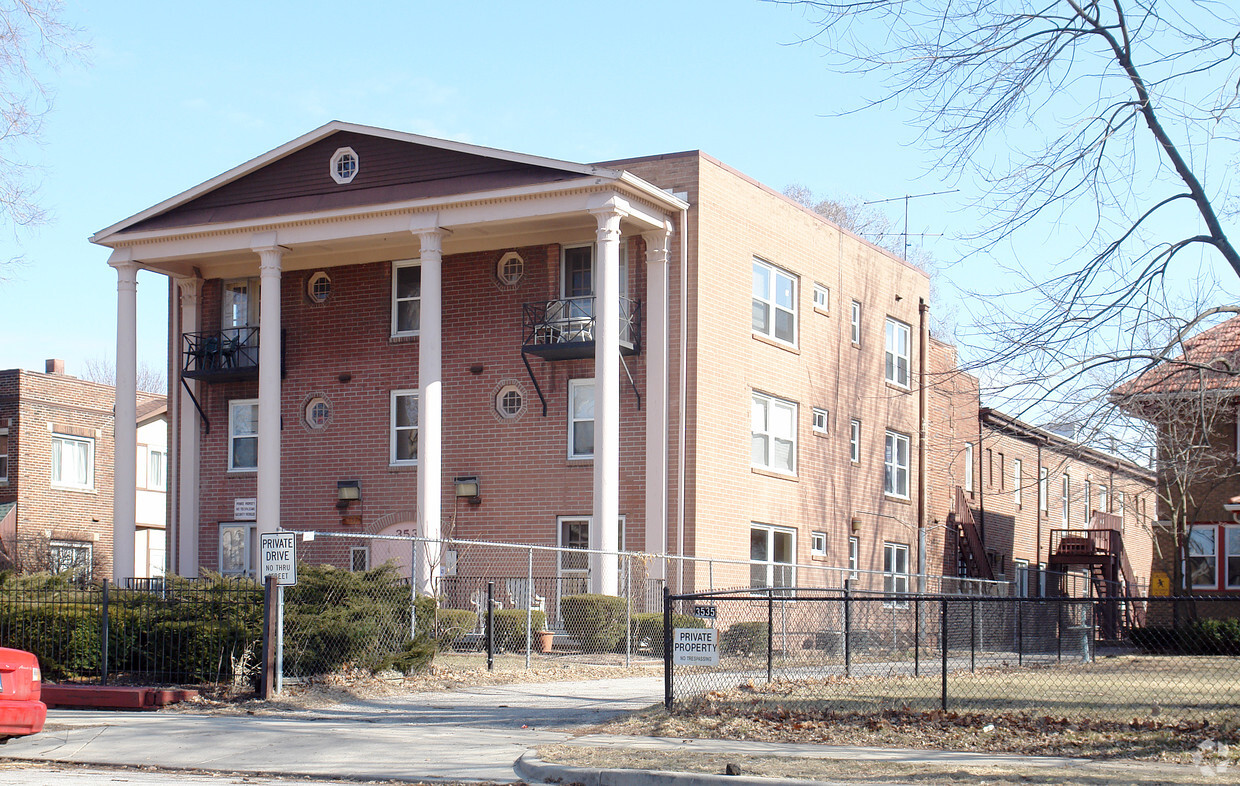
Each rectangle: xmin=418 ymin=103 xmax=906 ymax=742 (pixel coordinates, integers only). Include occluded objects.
xmin=851 ymin=516 xmax=863 ymax=533
xmin=337 ymin=480 xmax=361 ymax=510
xmin=454 ymin=476 xmax=481 ymax=505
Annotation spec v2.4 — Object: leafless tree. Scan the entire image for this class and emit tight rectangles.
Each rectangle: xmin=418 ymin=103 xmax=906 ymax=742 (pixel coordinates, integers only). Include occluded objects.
xmin=0 ymin=0 xmax=83 ymax=230
xmin=776 ymin=1 xmax=1240 ymax=427
xmin=81 ymin=356 xmax=166 ymax=394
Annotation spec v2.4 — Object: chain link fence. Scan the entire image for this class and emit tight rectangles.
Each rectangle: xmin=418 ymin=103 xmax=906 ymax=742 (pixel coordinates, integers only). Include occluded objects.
xmin=664 ymin=590 xmax=1240 ymax=723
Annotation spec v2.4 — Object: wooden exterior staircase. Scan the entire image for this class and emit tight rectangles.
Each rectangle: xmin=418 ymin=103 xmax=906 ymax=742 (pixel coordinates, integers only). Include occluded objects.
xmin=1048 ymin=512 xmax=1146 ymax=638
xmin=952 ymin=487 xmax=994 ymax=582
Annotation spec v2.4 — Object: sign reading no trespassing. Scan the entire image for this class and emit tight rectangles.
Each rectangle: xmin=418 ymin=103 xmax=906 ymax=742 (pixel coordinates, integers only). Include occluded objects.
xmin=672 ymin=627 xmax=719 ymax=666
xmin=259 ymin=532 xmax=297 ymax=586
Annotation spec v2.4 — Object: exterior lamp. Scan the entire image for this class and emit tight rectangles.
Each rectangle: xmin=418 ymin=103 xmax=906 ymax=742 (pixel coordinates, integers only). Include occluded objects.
xmin=337 ymin=480 xmax=360 ymax=510
xmin=454 ymin=476 xmax=481 ymax=505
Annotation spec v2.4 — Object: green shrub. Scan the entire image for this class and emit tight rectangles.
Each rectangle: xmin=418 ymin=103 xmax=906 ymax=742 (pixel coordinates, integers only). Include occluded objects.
xmin=560 ymin=594 xmax=627 ymax=652
xmin=1132 ymin=618 xmax=1240 ymax=655
xmin=432 ymin=609 xmax=478 ymax=646
xmin=721 ymin=621 xmax=769 ymax=655
xmin=623 ymin=612 xmax=706 ymax=654
xmin=490 ymin=608 xmax=547 ymax=651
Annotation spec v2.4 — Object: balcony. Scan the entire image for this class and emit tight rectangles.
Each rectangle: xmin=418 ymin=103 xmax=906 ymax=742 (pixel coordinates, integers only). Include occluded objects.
xmin=1049 ymin=528 xmax=1121 ymax=562
xmin=182 ymin=328 xmax=268 ymax=382
xmin=521 ymin=296 xmax=641 ymax=361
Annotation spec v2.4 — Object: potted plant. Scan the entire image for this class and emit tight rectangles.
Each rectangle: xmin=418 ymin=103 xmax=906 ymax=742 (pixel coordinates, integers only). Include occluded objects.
xmin=536 ymin=627 xmax=555 ymax=653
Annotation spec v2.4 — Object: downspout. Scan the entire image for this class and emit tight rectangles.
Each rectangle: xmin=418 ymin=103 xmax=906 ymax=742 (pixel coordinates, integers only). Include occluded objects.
xmin=167 ymin=277 xmax=178 ymax=577
xmin=1036 ymin=441 xmax=1043 ymax=570
xmin=977 ymin=409 xmax=986 ymax=548
xmin=676 ymin=203 xmax=689 ymax=593
xmin=917 ymin=298 xmax=928 ymax=583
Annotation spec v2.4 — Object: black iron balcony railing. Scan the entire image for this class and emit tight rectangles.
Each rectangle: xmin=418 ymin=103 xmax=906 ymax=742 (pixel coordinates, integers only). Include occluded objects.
xmin=182 ymin=327 xmax=261 ymax=382
xmin=521 ymin=296 xmax=641 ymax=361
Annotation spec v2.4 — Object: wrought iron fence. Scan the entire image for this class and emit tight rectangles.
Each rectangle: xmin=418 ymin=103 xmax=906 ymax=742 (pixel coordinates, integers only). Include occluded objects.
xmin=0 ymin=575 xmax=262 ymax=686
xmin=663 ymin=589 xmax=1240 ymax=722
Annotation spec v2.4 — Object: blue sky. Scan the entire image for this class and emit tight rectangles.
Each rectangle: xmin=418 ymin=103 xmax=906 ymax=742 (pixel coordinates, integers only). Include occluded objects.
xmin=1 ymin=0 xmax=1234 ymax=402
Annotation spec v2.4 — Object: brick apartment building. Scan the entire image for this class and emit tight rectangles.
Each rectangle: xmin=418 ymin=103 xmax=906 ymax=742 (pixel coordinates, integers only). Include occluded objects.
xmin=1114 ymin=313 xmax=1240 ymax=615
xmin=89 ymin=121 xmax=1155 ymax=599
xmin=0 ymin=360 xmax=165 ymax=580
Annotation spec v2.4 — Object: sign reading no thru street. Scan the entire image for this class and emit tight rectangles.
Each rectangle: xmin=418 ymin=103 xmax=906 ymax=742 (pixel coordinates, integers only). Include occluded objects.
xmin=672 ymin=627 xmax=719 ymax=666
xmin=260 ymin=532 xmax=297 ymax=586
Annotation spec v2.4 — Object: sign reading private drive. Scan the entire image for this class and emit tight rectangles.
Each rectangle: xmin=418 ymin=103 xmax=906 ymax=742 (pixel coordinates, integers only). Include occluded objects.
xmin=672 ymin=627 xmax=719 ymax=666
xmin=259 ymin=532 xmax=297 ymax=586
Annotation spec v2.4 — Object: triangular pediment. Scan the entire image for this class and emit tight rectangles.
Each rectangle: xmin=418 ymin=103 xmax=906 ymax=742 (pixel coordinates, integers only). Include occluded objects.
xmin=101 ymin=122 xmax=608 ymax=238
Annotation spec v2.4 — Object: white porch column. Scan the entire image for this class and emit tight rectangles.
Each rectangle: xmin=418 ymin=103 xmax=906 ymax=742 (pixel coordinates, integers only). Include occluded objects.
xmin=176 ymin=278 xmax=202 ymax=577
xmin=111 ymin=257 xmax=139 ymax=583
xmin=643 ymin=225 xmax=672 ymax=579
xmin=254 ymin=241 xmax=283 ymax=538
xmin=591 ymin=205 xmax=625 ymax=595
xmin=415 ymin=225 xmax=446 ymax=592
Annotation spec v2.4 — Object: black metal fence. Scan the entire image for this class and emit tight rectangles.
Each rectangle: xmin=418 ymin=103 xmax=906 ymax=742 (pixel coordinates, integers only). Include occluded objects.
xmin=663 ymin=589 xmax=1240 ymax=721
xmin=0 ymin=576 xmax=262 ymax=687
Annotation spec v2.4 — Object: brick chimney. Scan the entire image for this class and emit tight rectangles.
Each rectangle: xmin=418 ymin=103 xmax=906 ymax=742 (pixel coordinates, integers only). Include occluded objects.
xmin=45 ymin=359 xmax=64 ymax=375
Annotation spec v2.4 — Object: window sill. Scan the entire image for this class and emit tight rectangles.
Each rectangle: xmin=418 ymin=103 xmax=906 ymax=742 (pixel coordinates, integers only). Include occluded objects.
xmin=885 ymin=381 xmax=912 ymax=394
xmin=389 ymin=333 xmax=420 ymax=344
xmin=567 ymin=457 xmax=594 ymax=465
xmin=812 ymin=429 xmax=829 ymax=438
xmin=883 ymin=493 xmax=912 ymax=504
xmin=813 ymin=306 xmax=830 ymax=317
xmin=50 ymin=484 xmax=96 ymax=494
xmin=751 ymin=466 xmax=798 ymax=482
xmin=752 ymin=333 xmax=799 ymax=354
xmin=388 ymin=462 xmax=418 ymax=471
xmin=226 ymin=468 xmax=258 ymax=475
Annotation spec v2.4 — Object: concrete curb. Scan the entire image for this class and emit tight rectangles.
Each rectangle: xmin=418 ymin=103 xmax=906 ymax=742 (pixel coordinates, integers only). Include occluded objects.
xmin=513 ymin=751 xmax=837 ymax=786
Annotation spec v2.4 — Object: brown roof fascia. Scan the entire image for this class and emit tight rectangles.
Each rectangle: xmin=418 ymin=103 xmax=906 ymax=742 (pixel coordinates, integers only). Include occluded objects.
xmin=979 ymin=407 xmax=1154 ymax=482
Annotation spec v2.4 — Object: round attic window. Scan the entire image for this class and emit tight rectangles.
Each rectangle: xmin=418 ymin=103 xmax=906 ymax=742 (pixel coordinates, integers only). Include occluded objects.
xmin=496 ymin=252 xmax=524 ymax=286
xmin=307 ymin=271 xmax=331 ymax=303
xmin=305 ymin=396 xmax=331 ymax=429
xmin=495 ymin=384 xmax=524 ymax=419
xmin=330 ymin=147 xmax=359 ymax=184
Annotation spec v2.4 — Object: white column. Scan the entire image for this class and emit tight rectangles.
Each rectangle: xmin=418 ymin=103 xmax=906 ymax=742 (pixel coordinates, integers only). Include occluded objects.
xmin=416 ymin=227 xmax=446 ymax=592
xmin=255 ymin=242 xmax=283 ymax=537
xmin=591 ymin=206 xmax=625 ymax=595
xmin=111 ymin=258 xmax=139 ymax=583
xmin=643 ymin=225 xmax=672 ymax=578
xmin=176 ymin=278 xmax=202 ymax=577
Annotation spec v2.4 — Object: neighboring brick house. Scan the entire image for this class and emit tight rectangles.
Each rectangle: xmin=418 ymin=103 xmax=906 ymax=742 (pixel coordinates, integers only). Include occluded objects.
xmin=925 ymin=339 xmax=1158 ymax=607
xmin=91 ymin=121 xmax=945 ymax=594
xmin=0 ymin=360 xmax=165 ymax=580
xmin=1113 ymin=314 xmax=1240 ymax=613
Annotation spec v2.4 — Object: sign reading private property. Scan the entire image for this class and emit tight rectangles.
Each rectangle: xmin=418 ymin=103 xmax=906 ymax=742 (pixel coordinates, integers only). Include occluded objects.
xmin=259 ymin=532 xmax=297 ymax=586
xmin=672 ymin=627 xmax=719 ymax=666
xmin=234 ymin=498 xmax=257 ymax=521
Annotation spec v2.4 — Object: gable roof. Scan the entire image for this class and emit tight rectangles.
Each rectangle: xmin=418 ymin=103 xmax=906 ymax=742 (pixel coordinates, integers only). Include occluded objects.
xmin=92 ymin=121 xmax=623 ymax=242
xmin=1113 ymin=313 xmax=1240 ymax=399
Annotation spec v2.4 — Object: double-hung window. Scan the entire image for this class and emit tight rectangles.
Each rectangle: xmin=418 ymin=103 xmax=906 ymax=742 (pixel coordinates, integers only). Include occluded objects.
xmin=812 ymin=283 xmax=829 ymax=312
xmin=850 ymin=301 xmax=862 ymax=344
xmin=883 ymin=542 xmax=909 ymax=606
xmin=1013 ymin=458 xmax=1022 ymax=507
xmin=1188 ymin=525 xmax=1217 ymax=589
xmin=752 ymin=258 xmax=797 ymax=345
xmin=964 ymin=442 xmax=974 ymax=493
xmin=884 ymin=430 xmax=910 ymax=498
xmin=568 ymin=379 xmax=595 ymax=459
xmin=849 ymin=419 xmax=861 ymax=463
xmin=1228 ymin=527 xmax=1240 ymax=589
xmin=391 ymin=390 xmax=419 ymax=465
xmin=1083 ymin=480 xmax=1092 ymax=525
xmin=1039 ymin=467 xmax=1048 ymax=513
xmin=751 ymin=392 xmax=797 ymax=475
xmin=812 ymin=407 xmax=829 ymax=434
xmin=228 ymin=400 xmax=258 ymax=472
xmin=392 ymin=260 xmax=421 ymax=336
xmin=1014 ymin=559 xmax=1030 ymax=597
xmin=1098 ymin=485 xmax=1108 ymax=516
xmin=750 ymin=523 xmax=795 ymax=590
xmin=811 ymin=531 xmax=827 ymax=557
xmin=1061 ymin=474 xmax=1070 ymax=526
xmin=148 ymin=449 xmax=167 ymax=491
xmin=849 ymin=535 xmax=860 ymax=579
xmin=0 ymin=427 xmax=7 ymax=482
xmin=884 ymin=318 xmax=911 ymax=387
xmin=51 ymin=434 xmax=94 ymax=489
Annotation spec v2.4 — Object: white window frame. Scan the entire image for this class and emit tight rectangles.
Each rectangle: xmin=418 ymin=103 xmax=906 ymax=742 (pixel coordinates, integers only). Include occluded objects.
xmin=751 ymin=391 xmax=798 ymax=475
xmin=1083 ymin=480 xmax=1092 ymax=525
xmin=0 ymin=426 xmax=8 ymax=483
xmin=1098 ymin=484 xmax=1108 ymax=517
xmin=1013 ymin=458 xmax=1022 ymax=507
xmin=391 ymin=259 xmax=421 ymax=337
xmin=849 ymin=419 xmax=861 ymax=463
xmin=812 ymin=283 xmax=830 ymax=313
xmin=568 ymin=378 xmax=595 ymax=460
xmin=882 ymin=542 xmax=910 ymax=607
xmin=884 ymin=317 xmax=911 ymax=388
xmin=964 ymin=442 xmax=974 ymax=493
xmin=1039 ymin=467 xmax=1048 ymax=513
xmin=751 ymin=257 xmax=798 ymax=346
xmin=750 ymin=523 xmax=796 ymax=591
xmin=51 ymin=433 xmax=95 ymax=490
xmin=850 ymin=300 xmax=862 ymax=345
xmin=1061 ymin=474 xmax=1070 ymax=527
xmin=1116 ymin=490 xmax=1125 ymax=530
xmin=849 ymin=535 xmax=860 ymax=580
xmin=350 ymin=546 xmax=370 ymax=572
xmin=556 ymin=515 xmax=625 ymax=580
xmin=1226 ymin=525 xmax=1240 ymax=590
xmin=884 ymin=430 xmax=911 ymax=499
xmin=148 ymin=448 xmax=167 ymax=492
xmin=810 ymin=530 xmax=827 ymax=558
xmin=1014 ymin=559 xmax=1030 ymax=597
xmin=390 ymin=389 xmax=419 ymax=466
xmin=228 ymin=400 xmax=258 ymax=473
xmin=219 ymin=522 xmax=256 ymax=577
xmin=1188 ymin=524 xmax=1218 ymax=590
xmin=812 ymin=407 xmax=829 ymax=434
xmin=49 ymin=539 xmax=93 ymax=580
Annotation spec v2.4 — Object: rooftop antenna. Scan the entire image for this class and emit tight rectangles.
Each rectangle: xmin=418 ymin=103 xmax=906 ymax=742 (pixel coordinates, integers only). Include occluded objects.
xmin=864 ymin=189 xmax=959 ymax=253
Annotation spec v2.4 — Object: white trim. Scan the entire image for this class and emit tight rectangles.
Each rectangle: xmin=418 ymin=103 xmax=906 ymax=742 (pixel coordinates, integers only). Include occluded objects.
xmin=751 ymin=391 xmax=798 ymax=476
xmin=884 ymin=317 xmax=911 ymax=388
xmin=390 ymin=389 xmax=419 ymax=466
xmin=556 ymin=514 xmax=625 ymax=578
xmin=50 ymin=433 xmax=95 ymax=490
xmin=0 ymin=426 xmax=8 ymax=483
xmin=812 ymin=283 xmax=830 ymax=313
xmin=751 ymin=257 xmax=798 ymax=347
xmin=812 ymin=407 xmax=829 ymax=434
xmin=882 ymin=541 xmax=910 ymax=607
xmin=391 ymin=259 xmax=422 ymax=337
xmin=1013 ymin=458 xmax=1022 ymax=507
xmin=227 ymin=399 xmax=259 ymax=473
xmin=848 ymin=535 xmax=860 ymax=580
xmin=749 ymin=522 xmax=796 ymax=590
xmin=850 ymin=418 xmax=861 ymax=463
xmin=568 ymin=378 xmax=595 ymax=460
xmin=218 ymin=522 xmax=256 ymax=577
xmin=883 ymin=430 xmax=911 ymax=499
xmin=330 ymin=146 xmax=359 ymax=184
xmin=810 ymin=530 xmax=828 ymax=557
xmin=850 ymin=300 xmax=862 ymax=345
xmin=964 ymin=442 xmax=974 ymax=492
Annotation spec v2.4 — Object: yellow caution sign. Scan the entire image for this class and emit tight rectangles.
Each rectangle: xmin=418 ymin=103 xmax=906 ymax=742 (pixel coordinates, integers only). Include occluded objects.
xmin=1150 ymin=571 xmax=1171 ymax=597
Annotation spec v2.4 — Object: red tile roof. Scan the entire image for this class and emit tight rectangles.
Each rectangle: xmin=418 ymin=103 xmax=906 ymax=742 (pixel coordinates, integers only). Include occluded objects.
xmin=1114 ymin=314 xmax=1240 ymax=398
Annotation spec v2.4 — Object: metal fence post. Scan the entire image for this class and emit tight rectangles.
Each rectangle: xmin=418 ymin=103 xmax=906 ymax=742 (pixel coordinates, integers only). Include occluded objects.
xmin=843 ymin=579 xmax=852 ymax=678
xmin=525 ymin=547 xmax=533 ymax=670
xmin=970 ymin=599 xmax=976 ymax=673
xmin=625 ymin=556 xmax=632 ymax=669
xmin=766 ymin=588 xmax=774 ymax=684
xmin=914 ymin=597 xmax=921 ymax=677
xmin=940 ymin=596 xmax=948 ymax=712
xmin=410 ymin=537 xmax=418 ymax=641
xmin=1057 ymin=601 xmax=1063 ymax=663
xmin=663 ymin=586 xmax=673 ymax=710
xmin=486 ymin=581 xmax=494 ymax=672
xmin=100 ymin=579 xmax=110 ymax=686
xmin=1016 ymin=599 xmax=1023 ymax=667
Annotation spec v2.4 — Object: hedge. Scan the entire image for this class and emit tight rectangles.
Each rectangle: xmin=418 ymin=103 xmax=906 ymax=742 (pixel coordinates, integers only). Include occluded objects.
xmin=560 ymin=594 xmax=627 ymax=652
xmin=624 ymin=612 xmax=706 ymax=654
xmin=721 ymin=621 xmax=769 ymax=654
xmin=1130 ymin=618 xmax=1240 ymax=655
